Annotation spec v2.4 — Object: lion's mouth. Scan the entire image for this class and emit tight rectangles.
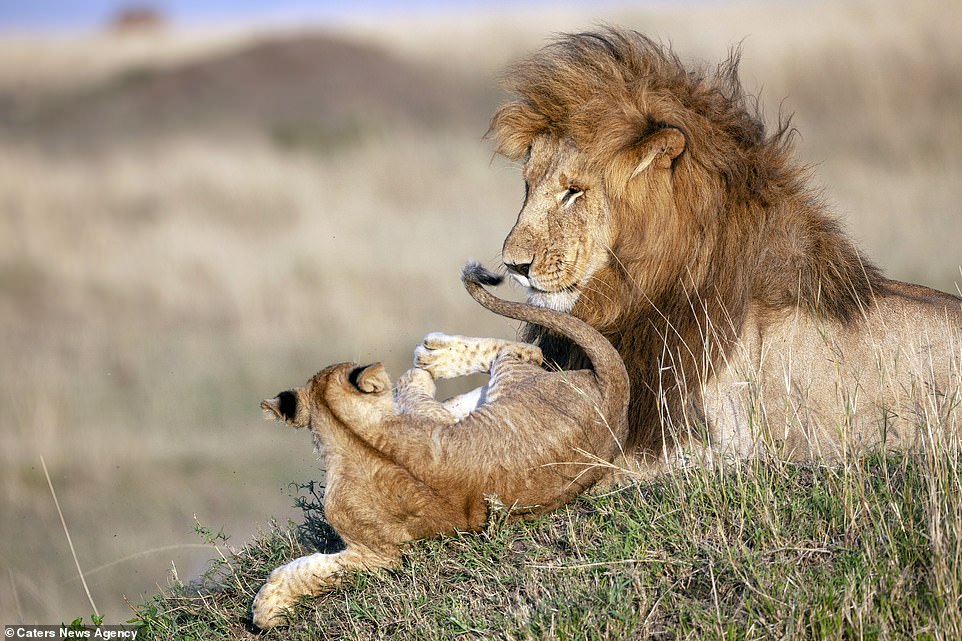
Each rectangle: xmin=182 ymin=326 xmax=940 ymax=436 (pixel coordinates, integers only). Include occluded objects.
xmin=508 ymin=272 xmax=532 ymax=289
xmin=510 ymin=274 xmax=582 ymax=312
xmin=509 ymin=272 xmax=580 ymax=295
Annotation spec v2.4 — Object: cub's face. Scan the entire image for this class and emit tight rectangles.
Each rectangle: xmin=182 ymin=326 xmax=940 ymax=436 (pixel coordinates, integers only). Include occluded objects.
xmin=261 ymin=363 xmax=393 ymax=435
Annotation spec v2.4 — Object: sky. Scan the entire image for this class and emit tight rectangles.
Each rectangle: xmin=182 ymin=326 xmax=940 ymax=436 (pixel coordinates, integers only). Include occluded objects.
xmin=0 ymin=0 xmax=627 ymax=32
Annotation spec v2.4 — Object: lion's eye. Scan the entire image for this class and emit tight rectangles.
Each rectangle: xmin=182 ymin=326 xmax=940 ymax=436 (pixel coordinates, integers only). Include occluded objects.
xmin=562 ymin=186 xmax=584 ymax=205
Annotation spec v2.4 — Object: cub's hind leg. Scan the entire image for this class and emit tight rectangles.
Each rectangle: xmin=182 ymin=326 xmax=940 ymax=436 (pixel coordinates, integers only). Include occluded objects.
xmin=484 ymin=344 xmax=546 ymax=404
xmin=415 ymin=332 xmax=542 ymax=379
xmin=414 ymin=333 xmax=542 ymax=419
xmin=251 ymin=546 xmax=393 ymax=629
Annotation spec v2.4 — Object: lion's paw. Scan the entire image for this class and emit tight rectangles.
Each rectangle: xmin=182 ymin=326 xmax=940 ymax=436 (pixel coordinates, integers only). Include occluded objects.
xmin=415 ymin=333 xmax=494 ymax=379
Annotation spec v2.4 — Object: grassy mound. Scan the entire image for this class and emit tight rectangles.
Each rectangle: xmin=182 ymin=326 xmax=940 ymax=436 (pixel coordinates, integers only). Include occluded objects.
xmin=134 ymin=452 xmax=961 ymax=640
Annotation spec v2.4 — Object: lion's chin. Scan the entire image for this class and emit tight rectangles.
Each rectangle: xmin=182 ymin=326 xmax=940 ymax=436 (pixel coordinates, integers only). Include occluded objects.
xmin=527 ymin=287 xmax=580 ymax=313
xmin=507 ymin=271 xmax=582 ymax=312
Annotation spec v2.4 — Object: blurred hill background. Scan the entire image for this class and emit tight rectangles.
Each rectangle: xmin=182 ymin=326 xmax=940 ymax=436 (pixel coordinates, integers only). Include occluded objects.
xmin=1 ymin=0 xmax=960 ymax=624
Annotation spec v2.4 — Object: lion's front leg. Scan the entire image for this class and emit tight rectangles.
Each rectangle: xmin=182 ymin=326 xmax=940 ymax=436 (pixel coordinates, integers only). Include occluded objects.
xmin=414 ymin=332 xmax=542 ymax=379
xmin=251 ymin=547 xmax=388 ymax=629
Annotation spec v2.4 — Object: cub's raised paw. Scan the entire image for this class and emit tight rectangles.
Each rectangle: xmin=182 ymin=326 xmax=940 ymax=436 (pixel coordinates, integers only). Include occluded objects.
xmin=395 ymin=367 xmax=437 ymax=400
xmin=415 ymin=333 xmax=500 ymax=379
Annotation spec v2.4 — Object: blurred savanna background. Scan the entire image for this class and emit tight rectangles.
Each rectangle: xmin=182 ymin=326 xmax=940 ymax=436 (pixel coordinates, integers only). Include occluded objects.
xmin=1 ymin=0 xmax=960 ymax=624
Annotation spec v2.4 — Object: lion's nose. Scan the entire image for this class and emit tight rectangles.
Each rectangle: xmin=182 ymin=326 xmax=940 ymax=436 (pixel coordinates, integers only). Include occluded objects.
xmin=505 ymin=261 xmax=531 ymax=278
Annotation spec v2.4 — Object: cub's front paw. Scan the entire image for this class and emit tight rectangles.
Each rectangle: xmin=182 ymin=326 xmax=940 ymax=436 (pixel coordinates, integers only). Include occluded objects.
xmin=395 ymin=366 xmax=437 ymax=398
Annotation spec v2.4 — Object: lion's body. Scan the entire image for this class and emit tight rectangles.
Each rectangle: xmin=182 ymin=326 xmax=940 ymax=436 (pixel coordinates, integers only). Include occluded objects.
xmin=701 ymin=282 xmax=961 ymax=466
xmin=251 ymin=266 xmax=629 ymax=628
xmin=489 ymin=29 xmax=962 ymax=470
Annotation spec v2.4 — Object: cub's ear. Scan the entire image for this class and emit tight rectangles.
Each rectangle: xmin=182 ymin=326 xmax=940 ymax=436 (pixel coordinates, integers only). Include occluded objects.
xmin=261 ymin=390 xmax=298 ymax=423
xmin=349 ymin=363 xmax=390 ymax=394
xmin=629 ymin=127 xmax=686 ymax=179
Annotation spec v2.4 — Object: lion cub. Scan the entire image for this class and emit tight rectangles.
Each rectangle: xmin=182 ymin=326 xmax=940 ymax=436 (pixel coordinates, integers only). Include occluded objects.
xmin=252 ymin=263 xmax=629 ymax=628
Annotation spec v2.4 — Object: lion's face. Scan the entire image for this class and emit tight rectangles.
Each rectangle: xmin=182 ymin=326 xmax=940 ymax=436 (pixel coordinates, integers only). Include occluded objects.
xmin=501 ymin=129 xmax=686 ymax=314
xmin=502 ymin=135 xmax=613 ymax=312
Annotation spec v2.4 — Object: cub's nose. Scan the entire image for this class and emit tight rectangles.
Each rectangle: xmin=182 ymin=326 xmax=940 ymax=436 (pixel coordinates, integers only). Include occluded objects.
xmin=504 ymin=261 xmax=531 ymax=278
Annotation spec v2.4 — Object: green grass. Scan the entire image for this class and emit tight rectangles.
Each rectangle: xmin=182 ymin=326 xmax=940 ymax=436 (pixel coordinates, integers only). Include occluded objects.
xmin=133 ymin=452 xmax=962 ymax=640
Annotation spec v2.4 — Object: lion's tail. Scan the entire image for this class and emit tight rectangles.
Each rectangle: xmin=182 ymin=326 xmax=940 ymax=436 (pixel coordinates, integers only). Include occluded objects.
xmin=460 ymin=261 xmax=629 ymax=430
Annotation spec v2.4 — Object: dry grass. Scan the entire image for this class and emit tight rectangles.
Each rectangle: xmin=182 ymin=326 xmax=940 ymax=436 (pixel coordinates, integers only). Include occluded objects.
xmin=0 ymin=131 xmax=521 ymax=622
xmin=0 ymin=29 xmax=260 ymax=95
xmin=0 ymin=0 xmax=960 ymax=626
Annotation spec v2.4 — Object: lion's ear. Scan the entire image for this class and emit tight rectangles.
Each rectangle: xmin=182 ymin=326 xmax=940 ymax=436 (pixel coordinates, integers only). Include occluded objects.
xmin=349 ymin=363 xmax=391 ymax=394
xmin=629 ymin=127 xmax=686 ymax=179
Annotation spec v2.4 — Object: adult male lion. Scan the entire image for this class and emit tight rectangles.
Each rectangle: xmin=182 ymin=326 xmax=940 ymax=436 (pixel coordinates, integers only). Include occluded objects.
xmin=489 ymin=28 xmax=962 ymax=471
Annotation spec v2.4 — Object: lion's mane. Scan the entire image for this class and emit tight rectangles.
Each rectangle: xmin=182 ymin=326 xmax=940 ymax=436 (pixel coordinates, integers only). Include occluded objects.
xmin=488 ymin=29 xmax=883 ymax=458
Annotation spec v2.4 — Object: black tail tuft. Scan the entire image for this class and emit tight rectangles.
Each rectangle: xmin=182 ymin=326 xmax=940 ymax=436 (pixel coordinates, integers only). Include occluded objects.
xmin=461 ymin=261 xmax=504 ymax=287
